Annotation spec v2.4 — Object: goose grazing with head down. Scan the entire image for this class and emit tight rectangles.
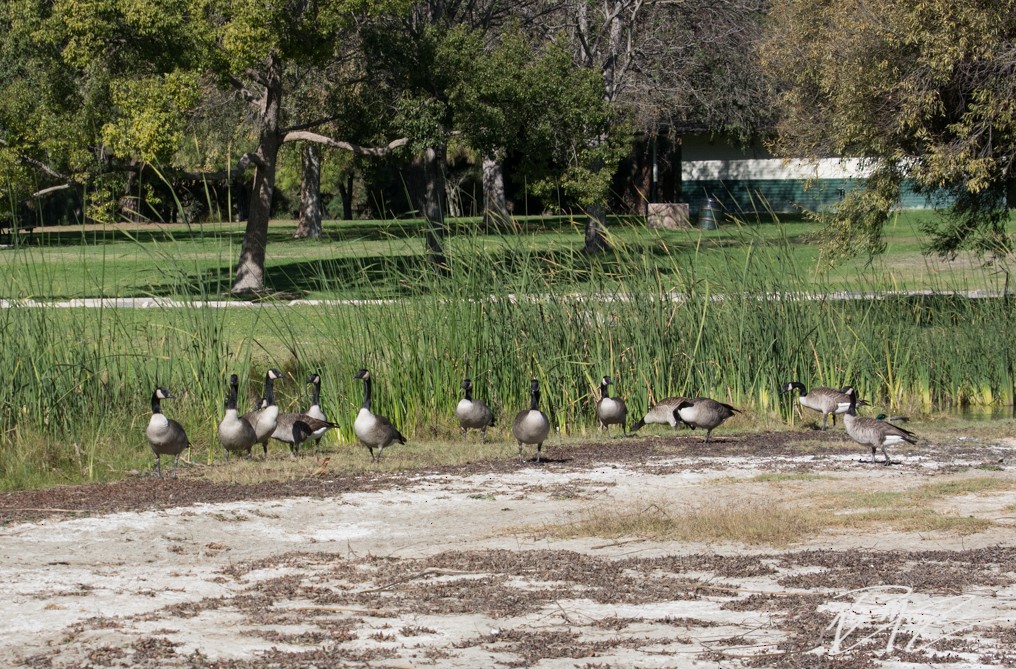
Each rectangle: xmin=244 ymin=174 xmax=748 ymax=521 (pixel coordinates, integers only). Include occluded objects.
xmin=595 ymin=376 xmax=628 ymax=435
xmin=675 ymin=397 xmax=739 ymax=443
xmin=840 ymin=388 xmax=917 ymax=465
xmin=353 ymin=368 xmax=406 ymax=462
xmin=629 ymin=397 xmax=690 ymax=432
xmin=457 ymin=378 xmax=495 ymax=442
xmin=304 ymin=372 xmax=330 ymax=452
xmin=270 ymin=412 xmax=338 ymax=456
xmin=242 ymin=368 xmax=283 ymax=458
xmin=782 ymin=382 xmax=863 ymax=430
xmin=512 ymin=378 xmax=551 ymax=463
xmin=146 ymin=386 xmax=190 ymax=478
xmin=218 ymin=374 xmax=259 ymax=460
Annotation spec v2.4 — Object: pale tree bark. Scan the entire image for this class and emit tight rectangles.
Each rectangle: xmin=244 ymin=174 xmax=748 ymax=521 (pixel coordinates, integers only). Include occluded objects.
xmin=446 ymin=173 xmax=463 ymax=218
xmin=572 ymin=0 xmax=645 ymax=253
xmin=482 ymin=154 xmax=510 ymax=228
xmin=232 ymin=56 xmax=283 ymax=295
xmin=295 ymin=143 xmax=323 ymax=239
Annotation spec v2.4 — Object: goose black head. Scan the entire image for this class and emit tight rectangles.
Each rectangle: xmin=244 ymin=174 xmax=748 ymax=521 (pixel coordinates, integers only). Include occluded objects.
xmin=781 ymin=381 xmax=804 ymax=394
xmin=155 ymin=387 xmax=174 ymax=400
xmin=461 ymin=378 xmax=473 ymax=391
xmin=601 ymin=376 xmax=611 ymax=387
xmin=267 ymin=368 xmax=283 ymax=381
xmin=355 ymin=368 xmax=370 ymax=381
xmin=229 ymin=373 xmax=239 ymax=388
xmin=529 ymin=378 xmax=540 ymax=395
xmin=306 ymin=372 xmax=321 ymax=385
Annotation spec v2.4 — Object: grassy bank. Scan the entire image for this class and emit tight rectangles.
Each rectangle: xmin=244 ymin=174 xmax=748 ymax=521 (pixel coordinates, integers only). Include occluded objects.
xmin=1 ymin=212 xmax=1015 ymax=490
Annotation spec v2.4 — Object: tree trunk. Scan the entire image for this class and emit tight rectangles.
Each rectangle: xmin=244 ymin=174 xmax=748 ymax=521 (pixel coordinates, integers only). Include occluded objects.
xmin=232 ymin=58 xmax=283 ymax=295
xmin=295 ymin=143 xmax=322 ymax=239
xmin=583 ymin=202 xmax=609 ymax=253
xmin=413 ymin=145 xmax=449 ymax=272
xmin=582 ymin=148 xmax=611 ymax=253
xmin=338 ymin=172 xmax=354 ymax=220
xmin=482 ymin=154 xmax=509 ymax=229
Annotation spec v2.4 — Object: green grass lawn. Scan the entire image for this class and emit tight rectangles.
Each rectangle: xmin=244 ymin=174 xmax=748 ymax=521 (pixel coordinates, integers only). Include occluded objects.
xmin=3 ymin=210 xmax=1014 ymax=300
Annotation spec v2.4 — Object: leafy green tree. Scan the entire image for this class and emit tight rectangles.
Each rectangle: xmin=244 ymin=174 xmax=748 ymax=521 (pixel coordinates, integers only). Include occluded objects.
xmin=10 ymin=0 xmax=410 ymax=294
xmin=450 ymin=29 xmax=613 ymax=226
xmin=762 ymin=0 xmax=1016 ymax=260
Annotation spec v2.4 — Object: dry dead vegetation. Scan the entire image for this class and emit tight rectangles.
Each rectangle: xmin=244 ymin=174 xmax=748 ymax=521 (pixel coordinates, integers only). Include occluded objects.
xmin=2 ymin=428 xmax=1015 ymax=668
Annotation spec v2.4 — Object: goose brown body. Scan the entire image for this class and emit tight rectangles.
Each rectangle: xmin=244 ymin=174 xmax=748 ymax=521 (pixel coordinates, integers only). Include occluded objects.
xmin=782 ymin=382 xmax=861 ymax=430
xmin=218 ymin=374 xmax=259 ymax=460
xmin=840 ymin=389 xmax=918 ymax=465
xmin=304 ymin=373 xmax=329 ymax=451
xmin=271 ymin=412 xmax=338 ymax=456
xmin=146 ymin=387 xmax=190 ymax=478
xmin=353 ymin=369 xmax=406 ymax=462
xmin=676 ymin=397 xmax=739 ymax=443
xmin=512 ymin=379 xmax=551 ymax=463
xmin=630 ymin=397 xmax=690 ymax=431
xmin=595 ymin=376 xmax=627 ymax=434
xmin=243 ymin=369 xmax=282 ymax=458
xmin=456 ymin=378 xmax=495 ymax=442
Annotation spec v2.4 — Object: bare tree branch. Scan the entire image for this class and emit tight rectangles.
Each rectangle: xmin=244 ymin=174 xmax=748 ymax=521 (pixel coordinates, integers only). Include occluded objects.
xmin=282 ymin=131 xmax=410 ymax=156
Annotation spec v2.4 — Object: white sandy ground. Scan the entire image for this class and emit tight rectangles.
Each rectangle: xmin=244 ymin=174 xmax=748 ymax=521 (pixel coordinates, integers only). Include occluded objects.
xmin=1 ymin=442 xmax=1015 ymax=668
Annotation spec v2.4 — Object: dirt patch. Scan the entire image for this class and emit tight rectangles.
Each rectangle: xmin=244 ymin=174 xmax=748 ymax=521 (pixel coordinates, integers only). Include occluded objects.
xmin=2 ymin=430 xmax=1015 ymax=668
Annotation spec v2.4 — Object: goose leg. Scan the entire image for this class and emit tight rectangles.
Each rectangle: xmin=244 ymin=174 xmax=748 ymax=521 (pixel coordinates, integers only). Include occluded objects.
xmin=461 ymin=426 xmax=468 ymax=441
xmin=881 ymin=445 xmax=891 ymax=465
xmin=536 ymin=443 xmax=542 ymax=463
xmin=517 ymin=441 xmax=524 ymax=463
xmin=153 ymin=455 xmax=162 ymax=479
xmin=870 ymin=446 xmax=877 ymax=464
xmin=704 ymin=430 xmax=712 ymax=443
xmin=171 ymin=454 xmax=180 ymax=479
xmin=821 ymin=414 xmax=828 ymax=431
xmin=480 ymin=427 xmax=487 ymax=444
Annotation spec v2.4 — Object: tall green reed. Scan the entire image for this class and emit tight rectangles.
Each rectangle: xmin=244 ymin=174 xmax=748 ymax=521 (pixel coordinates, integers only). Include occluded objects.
xmin=2 ymin=213 xmax=1015 ymax=491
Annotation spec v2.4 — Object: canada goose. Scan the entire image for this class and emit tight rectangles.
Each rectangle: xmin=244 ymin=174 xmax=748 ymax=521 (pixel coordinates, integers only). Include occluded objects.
xmin=595 ymin=376 xmax=628 ymax=435
xmin=782 ymin=382 xmax=864 ymax=430
xmin=512 ymin=378 xmax=551 ymax=463
xmin=675 ymin=397 xmax=739 ymax=443
xmin=218 ymin=374 xmax=259 ymax=460
xmin=840 ymin=388 xmax=917 ymax=465
xmin=305 ymin=372 xmax=330 ymax=452
xmin=242 ymin=368 xmax=282 ymax=458
xmin=270 ymin=411 xmax=338 ymax=456
xmin=353 ymin=368 xmax=406 ymax=462
xmin=630 ymin=397 xmax=690 ymax=432
xmin=457 ymin=377 xmax=495 ymax=442
xmin=145 ymin=387 xmax=190 ymax=479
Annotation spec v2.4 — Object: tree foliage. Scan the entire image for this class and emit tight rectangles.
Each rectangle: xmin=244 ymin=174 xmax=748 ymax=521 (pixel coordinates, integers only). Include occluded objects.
xmin=763 ymin=0 xmax=1016 ymax=260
